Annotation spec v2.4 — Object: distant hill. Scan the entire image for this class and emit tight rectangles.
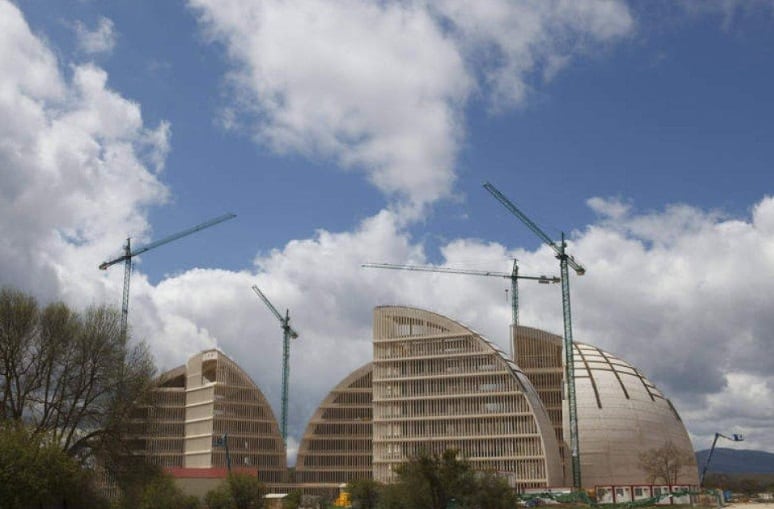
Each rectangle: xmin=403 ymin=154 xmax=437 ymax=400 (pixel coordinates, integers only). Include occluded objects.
xmin=695 ymin=448 xmax=774 ymax=474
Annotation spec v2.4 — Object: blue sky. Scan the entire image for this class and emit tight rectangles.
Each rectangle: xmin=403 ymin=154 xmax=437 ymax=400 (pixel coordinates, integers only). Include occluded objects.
xmin=3 ymin=0 xmax=773 ymax=460
xmin=19 ymin=0 xmax=773 ymax=275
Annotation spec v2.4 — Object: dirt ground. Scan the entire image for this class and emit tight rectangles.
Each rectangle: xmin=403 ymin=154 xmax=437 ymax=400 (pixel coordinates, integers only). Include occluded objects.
xmin=726 ymin=503 xmax=774 ymax=508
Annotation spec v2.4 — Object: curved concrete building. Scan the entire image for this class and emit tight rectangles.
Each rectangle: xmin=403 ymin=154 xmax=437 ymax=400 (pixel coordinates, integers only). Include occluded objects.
xmin=515 ymin=326 xmax=699 ymax=487
xmin=132 ymin=317 xmax=699 ymax=497
xmin=372 ymin=306 xmax=564 ymax=491
xmin=130 ymin=349 xmax=287 ymax=485
xmin=295 ymin=363 xmax=373 ymax=485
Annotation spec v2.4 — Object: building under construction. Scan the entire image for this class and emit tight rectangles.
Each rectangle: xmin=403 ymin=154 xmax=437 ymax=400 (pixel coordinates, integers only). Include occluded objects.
xmin=128 ymin=350 xmax=287 ymax=497
xmin=295 ymin=363 xmax=373 ymax=485
xmin=133 ymin=306 xmax=698 ymax=496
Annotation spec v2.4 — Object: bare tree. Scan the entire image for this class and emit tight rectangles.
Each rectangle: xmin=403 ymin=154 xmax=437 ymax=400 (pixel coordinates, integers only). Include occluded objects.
xmin=0 ymin=287 xmax=156 ymax=460
xmin=638 ymin=440 xmax=695 ymax=485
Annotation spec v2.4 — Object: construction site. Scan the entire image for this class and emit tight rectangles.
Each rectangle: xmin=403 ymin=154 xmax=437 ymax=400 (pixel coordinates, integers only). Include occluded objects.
xmin=124 ymin=184 xmax=700 ymax=502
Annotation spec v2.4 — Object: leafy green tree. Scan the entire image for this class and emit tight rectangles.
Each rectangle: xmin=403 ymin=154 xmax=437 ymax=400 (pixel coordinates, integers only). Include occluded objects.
xmin=0 ymin=423 xmax=109 ymax=509
xmin=390 ymin=449 xmax=477 ymax=509
xmin=473 ymin=471 xmax=518 ymax=509
xmin=108 ymin=458 xmax=172 ymax=509
xmin=377 ymin=449 xmax=516 ymax=509
xmin=282 ymin=489 xmax=303 ymax=509
xmin=375 ymin=483 xmax=403 ymax=509
xmin=347 ymin=478 xmax=381 ymax=509
xmin=229 ymin=473 xmax=266 ymax=509
xmin=138 ymin=472 xmax=201 ymax=509
xmin=204 ymin=473 xmax=266 ymax=509
xmin=205 ymin=482 xmax=235 ymax=509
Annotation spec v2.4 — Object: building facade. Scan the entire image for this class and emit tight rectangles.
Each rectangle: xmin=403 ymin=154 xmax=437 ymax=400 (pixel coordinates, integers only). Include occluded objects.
xmin=132 ymin=310 xmax=699 ymax=495
xmin=130 ymin=349 xmax=287 ymax=484
xmin=371 ymin=306 xmax=564 ymax=490
xmin=295 ymin=363 xmax=373 ymax=485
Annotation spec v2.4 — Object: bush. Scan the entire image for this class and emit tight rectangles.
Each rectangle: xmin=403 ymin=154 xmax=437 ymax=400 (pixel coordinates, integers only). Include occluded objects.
xmin=204 ymin=473 xmax=266 ymax=509
xmin=373 ymin=449 xmax=516 ymax=509
xmin=138 ymin=473 xmax=201 ymax=509
xmin=0 ymin=424 xmax=108 ymax=509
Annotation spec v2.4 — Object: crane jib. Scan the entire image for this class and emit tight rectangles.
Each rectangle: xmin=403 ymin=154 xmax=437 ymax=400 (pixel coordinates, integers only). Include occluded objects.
xmin=98 ymin=212 xmax=236 ymax=269
xmin=361 ymin=262 xmax=559 ymax=281
xmin=483 ymin=182 xmax=585 ymax=276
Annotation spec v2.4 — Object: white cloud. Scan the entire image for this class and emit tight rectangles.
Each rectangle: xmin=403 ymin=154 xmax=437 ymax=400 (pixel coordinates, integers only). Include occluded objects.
xmin=0 ymin=0 xmax=168 ymax=306
xmin=432 ymin=0 xmax=634 ymax=109
xmin=685 ymin=372 xmax=774 ymax=453
xmin=190 ymin=0 xmax=470 ymax=214
xmin=117 ymin=194 xmax=773 ymax=458
xmin=125 ymin=210 xmax=424 ymax=452
xmin=677 ymin=0 xmax=774 ymax=30
xmin=588 ymin=196 xmax=631 ymax=221
xmin=189 ymin=0 xmax=635 ymax=213
xmin=2 ymin=0 xmax=773 ymax=462
xmin=75 ymin=16 xmax=117 ymax=56
xmin=567 ymin=197 xmax=774 ymax=450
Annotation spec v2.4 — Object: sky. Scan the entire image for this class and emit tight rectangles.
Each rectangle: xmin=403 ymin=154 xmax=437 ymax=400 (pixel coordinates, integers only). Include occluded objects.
xmin=1 ymin=0 xmax=772 ymax=464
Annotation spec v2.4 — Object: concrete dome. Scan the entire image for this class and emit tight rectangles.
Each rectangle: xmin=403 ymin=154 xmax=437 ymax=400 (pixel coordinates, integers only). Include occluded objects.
xmin=515 ymin=326 xmax=698 ymax=488
xmin=573 ymin=341 xmax=698 ymax=486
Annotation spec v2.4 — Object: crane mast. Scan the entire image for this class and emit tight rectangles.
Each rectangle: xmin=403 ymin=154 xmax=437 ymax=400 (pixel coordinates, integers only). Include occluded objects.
xmin=252 ymin=284 xmax=299 ymax=444
xmin=99 ymin=212 xmax=237 ymax=337
xmin=121 ymin=239 xmax=132 ymax=335
xmin=483 ymin=182 xmax=585 ymax=490
xmin=361 ymin=261 xmax=559 ymax=358
xmin=510 ymin=260 xmax=519 ymax=341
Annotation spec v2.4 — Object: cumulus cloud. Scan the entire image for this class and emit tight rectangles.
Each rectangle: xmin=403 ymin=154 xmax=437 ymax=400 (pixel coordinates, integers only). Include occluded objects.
xmin=75 ymin=16 xmax=117 ymax=56
xmin=567 ymin=197 xmax=774 ymax=451
xmin=188 ymin=0 xmax=634 ymax=213
xmin=2 ymin=0 xmax=773 ymax=460
xmin=0 ymin=0 xmax=168 ymax=306
xmin=128 ymin=210 xmax=425 ymax=444
xmin=115 ymin=194 xmax=773 ymax=456
xmin=432 ymin=0 xmax=634 ymax=109
xmin=190 ymin=0 xmax=470 ymax=215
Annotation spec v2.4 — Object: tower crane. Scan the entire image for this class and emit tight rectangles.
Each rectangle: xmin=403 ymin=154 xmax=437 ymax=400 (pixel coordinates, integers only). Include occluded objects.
xmin=251 ymin=284 xmax=299 ymax=444
xmin=483 ymin=181 xmax=586 ymax=490
xmin=99 ymin=213 xmax=237 ymax=336
xmin=361 ymin=261 xmax=559 ymax=358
